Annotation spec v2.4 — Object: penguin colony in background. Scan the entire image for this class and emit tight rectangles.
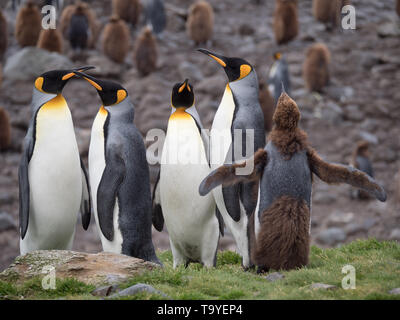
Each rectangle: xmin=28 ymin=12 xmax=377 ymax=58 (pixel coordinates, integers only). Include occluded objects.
xmin=274 ymin=0 xmax=298 ymax=45
xmin=0 ymin=9 xmax=7 ymax=60
xmin=102 ymin=16 xmax=131 ymax=64
xmin=303 ymin=43 xmax=331 ymax=92
xmin=37 ymin=28 xmax=63 ymax=53
xmin=15 ymin=1 xmax=42 ymax=47
xmin=133 ymin=26 xmax=158 ymax=76
xmin=0 ymin=106 xmax=11 ymax=151
xmin=112 ymin=0 xmax=141 ymax=27
xmin=187 ymin=1 xmax=214 ymax=45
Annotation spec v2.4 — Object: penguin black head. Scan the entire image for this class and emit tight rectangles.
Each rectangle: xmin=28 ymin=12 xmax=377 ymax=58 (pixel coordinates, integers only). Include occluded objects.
xmin=197 ymin=49 xmax=253 ymax=82
xmin=272 ymin=91 xmax=300 ymax=131
xmin=171 ymin=79 xmax=194 ymax=108
xmin=34 ymin=66 xmax=95 ymax=94
xmin=75 ymin=72 xmax=128 ymax=106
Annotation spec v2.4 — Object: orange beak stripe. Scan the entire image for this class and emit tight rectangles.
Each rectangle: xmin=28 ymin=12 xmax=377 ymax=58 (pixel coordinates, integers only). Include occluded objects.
xmin=84 ymin=77 xmax=103 ymax=91
xmin=209 ymin=54 xmax=226 ymax=67
xmin=178 ymin=82 xmax=187 ymax=93
xmin=62 ymin=72 xmax=75 ymax=81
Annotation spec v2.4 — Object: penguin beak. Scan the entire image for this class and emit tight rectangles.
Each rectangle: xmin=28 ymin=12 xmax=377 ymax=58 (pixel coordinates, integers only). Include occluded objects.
xmin=61 ymin=66 xmax=96 ymax=81
xmin=197 ymin=49 xmax=227 ymax=68
xmin=73 ymin=71 xmax=103 ymax=91
xmin=178 ymin=79 xmax=190 ymax=93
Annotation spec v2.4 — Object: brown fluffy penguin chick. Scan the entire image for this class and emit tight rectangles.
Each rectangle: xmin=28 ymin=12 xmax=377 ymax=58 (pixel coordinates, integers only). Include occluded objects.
xmin=0 ymin=10 xmax=7 ymax=60
xmin=351 ymin=141 xmax=374 ymax=199
xmin=303 ymin=43 xmax=331 ymax=92
xmin=15 ymin=1 xmax=42 ymax=47
xmin=133 ymin=27 xmax=158 ymax=76
xmin=274 ymin=0 xmax=298 ymax=45
xmin=259 ymin=81 xmax=275 ymax=132
xmin=0 ymin=107 xmax=11 ymax=151
xmin=186 ymin=1 xmax=214 ymax=45
xmin=112 ymin=0 xmax=142 ymax=26
xmin=102 ymin=16 xmax=131 ymax=64
xmin=37 ymin=29 xmax=63 ymax=53
xmin=312 ymin=0 xmax=350 ymax=28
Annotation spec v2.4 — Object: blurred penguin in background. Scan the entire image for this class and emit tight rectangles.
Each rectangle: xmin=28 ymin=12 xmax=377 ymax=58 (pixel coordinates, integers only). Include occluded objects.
xmin=351 ymin=141 xmax=375 ymax=200
xmin=67 ymin=2 xmax=90 ymax=54
xmin=259 ymin=81 xmax=275 ymax=132
xmin=274 ymin=0 xmax=298 ymax=45
xmin=303 ymin=43 xmax=330 ymax=92
xmin=15 ymin=0 xmax=42 ymax=47
xmin=187 ymin=1 xmax=214 ymax=45
xmin=102 ymin=15 xmax=131 ymax=64
xmin=397 ymin=0 xmax=400 ymax=17
xmin=112 ymin=0 xmax=142 ymax=27
xmin=0 ymin=9 xmax=7 ymax=60
xmin=268 ymin=52 xmax=291 ymax=105
xmin=312 ymin=0 xmax=350 ymax=30
xmin=0 ymin=106 xmax=11 ymax=151
xmin=133 ymin=26 xmax=158 ymax=76
xmin=37 ymin=28 xmax=63 ymax=53
xmin=143 ymin=0 xmax=166 ymax=36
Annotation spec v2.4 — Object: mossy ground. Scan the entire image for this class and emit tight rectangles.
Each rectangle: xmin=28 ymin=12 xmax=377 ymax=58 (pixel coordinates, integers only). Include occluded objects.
xmin=1 ymin=239 xmax=399 ymax=300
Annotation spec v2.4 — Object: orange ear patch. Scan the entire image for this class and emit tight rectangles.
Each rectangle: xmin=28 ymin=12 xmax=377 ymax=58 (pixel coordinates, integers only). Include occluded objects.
xmin=116 ymin=90 xmax=127 ymax=104
xmin=238 ymin=64 xmax=251 ymax=80
xmin=35 ymin=77 xmax=45 ymax=92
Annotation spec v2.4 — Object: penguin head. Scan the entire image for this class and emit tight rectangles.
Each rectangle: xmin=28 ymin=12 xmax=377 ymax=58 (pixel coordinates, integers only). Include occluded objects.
xmin=198 ymin=49 xmax=253 ymax=82
xmin=75 ymin=72 xmax=128 ymax=106
xmin=273 ymin=91 xmax=300 ymax=131
xmin=273 ymin=52 xmax=282 ymax=60
xmin=171 ymin=79 xmax=194 ymax=108
xmin=34 ymin=66 xmax=95 ymax=94
xmin=355 ymin=141 xmax=370 ymax=157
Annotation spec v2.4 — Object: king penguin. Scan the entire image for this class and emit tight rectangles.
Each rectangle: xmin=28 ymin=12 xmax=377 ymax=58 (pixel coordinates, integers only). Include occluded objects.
xmin=198 ymin=49 xmax=265 ymax=268
xmin=77 ymin=72 xmax=160 ymax=264
xmin=152 ymin=79 xmax=221 ymax=268
xmin=19 ymin=66 xmax=93 ymax=255
xmin=268 ymin=52 xmax=291 ymax=105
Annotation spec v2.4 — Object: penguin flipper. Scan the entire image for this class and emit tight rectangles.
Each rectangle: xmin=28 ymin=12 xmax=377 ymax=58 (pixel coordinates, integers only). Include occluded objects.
xmin=18 ymin=127 xmax=35 ymax=240
xmin=307 ymin=148 xmax=387 ymax=202
xmin=80 ymin=158 xmax=91 ymax=230
xmin=152 ymin=170 xmax=164 ymax=232
xmin=97 ymin=149 xmax=126 ymax=241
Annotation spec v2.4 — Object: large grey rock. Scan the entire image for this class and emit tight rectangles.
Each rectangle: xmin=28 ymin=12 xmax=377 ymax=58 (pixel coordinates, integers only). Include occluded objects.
xmin=109 ymin=283 xmax=170 ymax=299
xmin=316 ymin=228 xmax=346 ymax=246
xmin=310 ymin=283 xmax=337 ymax=290
xmin=0 ymin=212 xmax=16 ymax=232
xmin=3 ymin=48 xmax=73 ymax=83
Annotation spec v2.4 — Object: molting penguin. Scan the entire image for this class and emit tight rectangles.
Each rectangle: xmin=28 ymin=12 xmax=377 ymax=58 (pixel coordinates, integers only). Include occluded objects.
xmin=303 ymin=42 xmax=331 ymax=92
xmin=198 ymin=49 xmax=265 ymax=269
xmin=102 ymin=16 xmax=131 ymax=64
xmin=0 ymin=106 xmax=11 ymax=151
xmin=152 ymin=79 xmax=220 ymax=268
xmin=0 ymin=9 xmax=7 ymax=60
xmin=274 ymin=0 xmax=298 ymax=45
xmin=200 ymin=91 xmax=386 ymax=272
xmin=37 ymin=28 xmax=64 ymax=53
xmin=15 ymin=1 xmax=42 ymax=47
xmin=19 ymin=66 xmax=94 ymax=255
xmin=143 ymin=0 xmax=166 ymax=35
xmin=268 ymin=52 xmax=291 ymax=105
xmin=78 ymin=72 xmax=160 ymax=264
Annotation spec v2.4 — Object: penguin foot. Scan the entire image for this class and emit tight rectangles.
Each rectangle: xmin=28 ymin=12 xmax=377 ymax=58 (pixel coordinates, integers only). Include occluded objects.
xmin=256 ymin=266 xmax=270 ymax=274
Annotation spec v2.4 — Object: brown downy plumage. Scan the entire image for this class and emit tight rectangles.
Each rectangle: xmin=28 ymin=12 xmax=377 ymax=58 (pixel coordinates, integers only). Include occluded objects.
xmin=303 ymin=43 xmax=331 ymax=92
xmin=186 ymin=1 xmax=214 ymax=45
xmin=102 ymin=16 xmax=131 ymax=64
xmin=112 ymin=0 xmax=142 ymax=26
xmin=133 ymin=26 xmax=158 ymax=76
xmin=37 ymin=29 xmax=64 ymax=53
xmin=259 ymin=81 xmax=275 ymax=132
xmin=0 ymin=106 xmax=11 ymax=151
xmin=15 ymin=1 xmax=42 ymax=47
xmin=274 ymin=0 xmax=298 ymax=45
xmin=0 ymin=9 xmax=7 ymax=60
xmin=312 ymin=0 xmax=350 ymax=28
xmin=60 ymin=1 xmax=100 ymax=48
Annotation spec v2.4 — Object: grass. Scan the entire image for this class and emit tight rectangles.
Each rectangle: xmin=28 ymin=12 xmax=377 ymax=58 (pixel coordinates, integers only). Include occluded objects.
xmin=1 ymin=239 xmax=399 ymax=300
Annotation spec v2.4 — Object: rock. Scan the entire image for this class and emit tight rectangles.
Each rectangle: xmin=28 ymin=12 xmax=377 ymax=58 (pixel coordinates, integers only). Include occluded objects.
xmin=238 ymin=24 xmax=255 ymax=36
xmin=358 ymin=131 xmax=378 ymax=145
xmin=109 ymin=283 xmax=170 ymax=299
xmin=316 ymin=228 xmax=346 ymax=246
xmin=313 ymin=191 xmax=336 ymax=205
xmin=321 ymin=101 xmax=343 ymax=125
xmin=310 ymin=283 xmax=337 ymax=290
xmin=196 ymin=74 xmax=226 ymax=98
xmin=0 ymin=212 xmax=16 ymax=232
xmin=345 ymin=218 xmax=378 ymax=235
xmin=91 ymin=284 xmax=120 ymax=297
xmin=178 ymin=61 xmax=203 ymax=83
xmin=264 ymin=272 xmax=285 ymax=282
xmin=86 ymin=55 xmax=123 ymax=78
xmin=377 ymin=22 xmax=400 ymax=38
xmin=388 ymin=288 xmax=400 ymax=295
xmin=389 ymin=229 xmax=400 ymax=241
xmin=344 ymin=105 xmax=364 ymax=122
xmin=327 ymin=212 xmax=354 ymax=228
xmin=0 ymin=250 xmax=159 ymax=285
xmin=3 ymin=48 xmax=73 ymax=83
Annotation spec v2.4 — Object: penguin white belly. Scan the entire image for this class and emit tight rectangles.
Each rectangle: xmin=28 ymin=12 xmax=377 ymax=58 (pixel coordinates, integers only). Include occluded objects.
xmin=160 ymin=111 xmax=217 ymax=262
xmin=89 ymin=108 xmax=123 ymax=253
xmin=20 ymin=96 xmax=81 ymax=254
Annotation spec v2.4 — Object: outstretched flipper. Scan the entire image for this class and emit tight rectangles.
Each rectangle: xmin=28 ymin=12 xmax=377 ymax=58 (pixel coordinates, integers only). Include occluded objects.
xmin=307 ymin=148 xmax=386 ymax=202
xmin=97 ymin=144 xmax=126 ymax=240
xmin=18 ymin=126 xmax=36 ymax=240
xmin=80 ymin=158 xmax=91 ymax=230
xmin=152 ymin=170 xmax=164 ymax=232
xmin=199 ymin=149 xmax=268 ymax=197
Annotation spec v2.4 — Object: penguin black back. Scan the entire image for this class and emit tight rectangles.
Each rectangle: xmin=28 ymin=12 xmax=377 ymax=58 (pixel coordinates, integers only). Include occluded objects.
xmin=68 ymin=3 xmax=89 ymax=50
xmin=144 ymin=0 xmax=166 ymax=34
xmin=268 ymin=52 xmax=291 ymax=104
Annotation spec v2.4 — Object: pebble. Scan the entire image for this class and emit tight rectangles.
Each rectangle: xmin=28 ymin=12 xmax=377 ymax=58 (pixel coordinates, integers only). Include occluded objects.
xmin=310 ymin=283 xmax=337 ymax=290
xmin=109 ymin=283 xmax=170 ymax=299
xmin=389 ymin=229 xmax=400 ymax=241
xmin=264 ymin=272 xmax=285 ymax=282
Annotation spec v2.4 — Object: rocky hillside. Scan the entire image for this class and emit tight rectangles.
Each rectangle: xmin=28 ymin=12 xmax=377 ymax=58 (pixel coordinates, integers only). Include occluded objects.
xmin=0 ymin=0 xmax=400 ymax=270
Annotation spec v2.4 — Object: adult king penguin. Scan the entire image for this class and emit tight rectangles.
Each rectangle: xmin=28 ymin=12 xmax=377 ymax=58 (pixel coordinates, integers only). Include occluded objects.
xmin=77 ymin=72 xmax=160 ymax=264
xmin=19 ymin=66 xmax=93 ymax=255
xmin=198 ymin=49 xmax=265 ymax=268
xmin=152 ymin=79 xmax=221 ymax=268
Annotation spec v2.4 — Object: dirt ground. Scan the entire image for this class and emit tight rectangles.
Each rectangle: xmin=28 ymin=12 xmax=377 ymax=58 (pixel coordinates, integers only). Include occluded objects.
xmin=0 ymin=0 xmax=399 ymax=270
